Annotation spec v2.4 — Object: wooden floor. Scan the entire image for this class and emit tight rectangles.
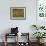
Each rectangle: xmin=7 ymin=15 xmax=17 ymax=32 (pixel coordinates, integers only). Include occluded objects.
xmin=0 ymin=42 xmax=46 ymax=46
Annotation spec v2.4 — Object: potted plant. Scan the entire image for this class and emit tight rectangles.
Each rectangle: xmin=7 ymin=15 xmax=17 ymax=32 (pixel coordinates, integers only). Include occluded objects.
xmin=33 ymin=32 xmax=46 ymax=43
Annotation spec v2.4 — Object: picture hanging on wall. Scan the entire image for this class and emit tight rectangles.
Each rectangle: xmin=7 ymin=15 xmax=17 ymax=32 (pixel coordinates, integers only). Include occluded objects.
xmin=10 ymin=7 xmax=26 ymax=20
xmin=37 ymin=0 xmax=46 ymax=18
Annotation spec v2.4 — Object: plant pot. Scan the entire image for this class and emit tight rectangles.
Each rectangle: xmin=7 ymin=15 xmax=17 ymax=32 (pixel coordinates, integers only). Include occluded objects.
xmin=37 ymin=39 xmax=40 ymax=43
xmin=37 ymin=39 xmax=45 ymax=44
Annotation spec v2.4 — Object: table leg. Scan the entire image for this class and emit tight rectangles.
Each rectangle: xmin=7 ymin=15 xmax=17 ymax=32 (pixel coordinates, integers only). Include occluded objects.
xmin=5 ymin=34 xmax=7 ymax=46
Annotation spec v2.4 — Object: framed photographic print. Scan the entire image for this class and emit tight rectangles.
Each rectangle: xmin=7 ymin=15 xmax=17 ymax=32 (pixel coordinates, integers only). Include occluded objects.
xmin=37 ymin=0 xmax=46 ymax=18
xmin=10 ymin=7 xmax=26 ymax=20
xmin=36 ymin=0 xmax=46 ymax=26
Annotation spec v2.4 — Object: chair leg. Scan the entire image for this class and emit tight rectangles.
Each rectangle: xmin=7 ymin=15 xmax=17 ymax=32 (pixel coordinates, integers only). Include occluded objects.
xmin=4 ymin=41 xmax=7 ymax=46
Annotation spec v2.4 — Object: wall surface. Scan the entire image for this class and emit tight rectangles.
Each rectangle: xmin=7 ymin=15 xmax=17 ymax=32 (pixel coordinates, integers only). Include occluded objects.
xmin=0 ymin=0 xmax=37 ymax=42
